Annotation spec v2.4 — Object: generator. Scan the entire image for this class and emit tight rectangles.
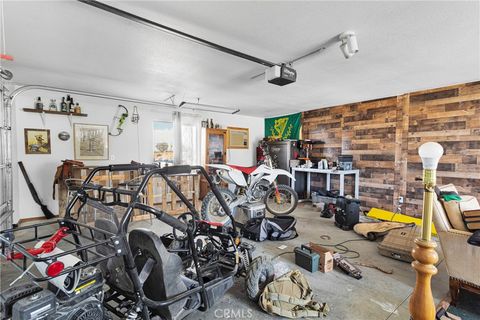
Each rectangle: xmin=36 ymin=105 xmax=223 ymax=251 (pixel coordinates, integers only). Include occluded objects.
xmin=1 ymin=266 xmax=105 ymax=320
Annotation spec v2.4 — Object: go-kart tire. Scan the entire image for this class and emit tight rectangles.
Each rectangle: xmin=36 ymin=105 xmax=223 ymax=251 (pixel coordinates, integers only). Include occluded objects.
xmin=200 ymin=188 xmax=236 ymax=224
xmin=245 ymin=256 xmax=275 ymax=301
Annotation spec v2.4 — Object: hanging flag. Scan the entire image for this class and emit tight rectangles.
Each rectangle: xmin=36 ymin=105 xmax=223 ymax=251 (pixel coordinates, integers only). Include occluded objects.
xmin=265 ymin=112 xmax=301 ymax=139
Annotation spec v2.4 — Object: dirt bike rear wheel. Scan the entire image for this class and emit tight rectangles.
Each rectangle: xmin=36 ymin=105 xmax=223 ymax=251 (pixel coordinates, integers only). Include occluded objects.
xmin=200 ymin=188 xmax=236 ymax=224
xmin=264 ymin=184 xmax=298 ymax=216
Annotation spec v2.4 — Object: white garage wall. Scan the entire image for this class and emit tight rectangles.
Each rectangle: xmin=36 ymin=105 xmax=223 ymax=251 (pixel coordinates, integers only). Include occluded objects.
xmin=12 ymin=88 xmax=264 ymax=222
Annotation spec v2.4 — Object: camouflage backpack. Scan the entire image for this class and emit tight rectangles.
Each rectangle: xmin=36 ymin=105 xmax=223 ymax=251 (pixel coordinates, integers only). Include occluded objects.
xmin=259 ymin=270 xmax=329 ymax=318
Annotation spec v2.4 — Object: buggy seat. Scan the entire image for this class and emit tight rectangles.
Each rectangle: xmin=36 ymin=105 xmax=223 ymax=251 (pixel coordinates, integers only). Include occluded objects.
xmin=94 ymin=219 xmax=200 ymax=320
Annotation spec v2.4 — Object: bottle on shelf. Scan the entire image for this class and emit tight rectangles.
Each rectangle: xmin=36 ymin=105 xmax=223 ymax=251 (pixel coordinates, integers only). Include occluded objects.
xmin=60 ymin=97 xmax=68 ymax=112
xmin=69 ymin=97 xmax=75 ymax=112
xmin=210 ymin=118 xmax=214 ymax=128
xmin=74 ymin=103 xmax=81 ymax=114
xmin=49 ymin=99 xmax=57 ymax=111
xmin=66 ymin=95 xmax=72 ymax=111
xmin=34 ymin=97 xmax=44 ymax=110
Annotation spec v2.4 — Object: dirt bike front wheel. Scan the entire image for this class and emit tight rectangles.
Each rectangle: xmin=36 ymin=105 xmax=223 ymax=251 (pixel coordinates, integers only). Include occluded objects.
xmin=264 ymin=184 xmax=298 ymax=216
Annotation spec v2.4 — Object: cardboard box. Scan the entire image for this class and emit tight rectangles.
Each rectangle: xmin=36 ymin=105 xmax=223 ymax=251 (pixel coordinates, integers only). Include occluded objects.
xmin=319 ymin=251 xmax=334 ymax=273
xmin=308 ymin=243 xmax=334 ymax=273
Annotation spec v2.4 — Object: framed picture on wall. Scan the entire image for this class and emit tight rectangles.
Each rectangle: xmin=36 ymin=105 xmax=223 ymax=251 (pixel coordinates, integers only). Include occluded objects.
xmin=24 ymin=128 xmax=51 ymax=154
xmin=227 ymin=127 xmax=249 ymax=149
xmin=73 ymin=123 xmax=109 ymax=160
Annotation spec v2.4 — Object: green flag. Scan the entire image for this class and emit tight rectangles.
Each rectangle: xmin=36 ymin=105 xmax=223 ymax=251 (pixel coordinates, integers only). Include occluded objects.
xmin=265 ymin=113 xmax=301 ymax=139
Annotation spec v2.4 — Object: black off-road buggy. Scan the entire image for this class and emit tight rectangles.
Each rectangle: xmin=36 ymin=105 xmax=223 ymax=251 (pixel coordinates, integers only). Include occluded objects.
xmin=0 ymin=164 xmax=274 ymax=320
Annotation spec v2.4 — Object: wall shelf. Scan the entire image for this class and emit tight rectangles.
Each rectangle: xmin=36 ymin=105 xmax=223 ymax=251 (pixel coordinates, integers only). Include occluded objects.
xmin=23 ymin=108 xmax=88 ymax=117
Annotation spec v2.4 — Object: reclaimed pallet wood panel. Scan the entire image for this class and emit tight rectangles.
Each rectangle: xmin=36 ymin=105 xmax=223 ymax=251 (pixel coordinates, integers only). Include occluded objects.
xmin=303 ymin=81 xmax=480 ymax=216
xmin=406 ymin=81 xmax=480 ymax=216
xmin=304 ymin=97 xmax=398 ymax=211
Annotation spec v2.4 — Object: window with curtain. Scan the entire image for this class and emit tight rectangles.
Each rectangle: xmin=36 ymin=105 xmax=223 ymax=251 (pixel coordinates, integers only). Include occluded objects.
xmin=153 ymin=121 xmax=174 ymax=166
xmin=152 ymin=115 xmax=200 ymax=166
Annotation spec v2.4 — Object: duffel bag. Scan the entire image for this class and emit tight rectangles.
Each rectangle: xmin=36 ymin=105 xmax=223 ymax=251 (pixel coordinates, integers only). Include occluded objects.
xmin=265 ymin=216 xmax=298 ymax=241
xmin=242 ymin=216 xmax=298 ymax=242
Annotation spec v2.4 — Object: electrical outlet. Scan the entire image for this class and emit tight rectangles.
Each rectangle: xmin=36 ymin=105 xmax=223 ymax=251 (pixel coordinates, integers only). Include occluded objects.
xmin=398 ymin=196 xmax=404 ymax=204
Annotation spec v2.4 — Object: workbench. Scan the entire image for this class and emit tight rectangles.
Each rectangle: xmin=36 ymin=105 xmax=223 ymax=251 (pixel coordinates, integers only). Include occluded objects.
xmin=290 ymin=167 xmax=360 ymax=199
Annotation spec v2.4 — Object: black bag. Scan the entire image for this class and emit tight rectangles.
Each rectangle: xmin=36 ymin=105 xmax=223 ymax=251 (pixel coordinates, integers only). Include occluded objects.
xmin=266 ymin=216 xmax=298 ymax=241
xmin=321 ymin=203 xmax=336 ymax=218
xmin=242 ymin=218 xmax=263 ymax=241
xmin=468 ymin=230 xmax=480 ymax=247
xmin=241 ymin=216 xmax=298 ymax=241
xmin=334 ymin=197 xmax=360 ymax=230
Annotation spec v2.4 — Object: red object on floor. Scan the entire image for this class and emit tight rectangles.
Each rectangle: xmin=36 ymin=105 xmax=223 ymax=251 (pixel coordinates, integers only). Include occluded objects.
xmin=228 ymin=165 xmax=257 ymax=175
xmin=0 ymin=54 xmax=13 ymax=61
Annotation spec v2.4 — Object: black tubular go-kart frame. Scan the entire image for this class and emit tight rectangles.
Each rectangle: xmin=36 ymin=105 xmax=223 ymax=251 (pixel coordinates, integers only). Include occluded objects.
xmin=0 ymin=163 xmax=241 ymax=320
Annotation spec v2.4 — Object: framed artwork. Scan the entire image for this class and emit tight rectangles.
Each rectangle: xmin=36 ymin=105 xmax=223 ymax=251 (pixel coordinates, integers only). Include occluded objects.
xmin=24 ymin=128 xmax=51 ymax=154
xmin=73 ymin=123 xmax=109 ymax=160
xmin=227 ymin=127 xmax=249 ymax=149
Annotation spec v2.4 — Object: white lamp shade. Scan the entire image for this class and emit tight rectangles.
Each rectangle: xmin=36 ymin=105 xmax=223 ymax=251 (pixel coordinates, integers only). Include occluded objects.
xmin=418 ymin=142 xmax=444 ymax=169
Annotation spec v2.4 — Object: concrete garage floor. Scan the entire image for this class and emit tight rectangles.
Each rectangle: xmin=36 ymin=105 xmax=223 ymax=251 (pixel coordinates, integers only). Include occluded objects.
xmin=134 ymin=203 xmax=450 ymax=320
xmin=1 ymin=204 xmax=451 ymax=320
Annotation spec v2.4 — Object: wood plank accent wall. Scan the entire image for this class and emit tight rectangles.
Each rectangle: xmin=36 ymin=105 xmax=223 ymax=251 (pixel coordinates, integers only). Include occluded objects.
xmin=303 ymin=81 xmax=480 ymax=217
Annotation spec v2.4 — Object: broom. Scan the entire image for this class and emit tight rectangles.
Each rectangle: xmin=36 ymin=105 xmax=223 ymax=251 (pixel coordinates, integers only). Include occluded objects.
xmin=18 ymin=161 xmax=55 ymax=219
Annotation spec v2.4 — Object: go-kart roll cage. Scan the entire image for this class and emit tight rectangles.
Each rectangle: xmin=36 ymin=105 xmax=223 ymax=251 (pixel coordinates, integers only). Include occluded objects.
xmin=69 ymin=163 xmax=239 ymax=319
xmin=0 ymin=164 xmax=238 ymax=320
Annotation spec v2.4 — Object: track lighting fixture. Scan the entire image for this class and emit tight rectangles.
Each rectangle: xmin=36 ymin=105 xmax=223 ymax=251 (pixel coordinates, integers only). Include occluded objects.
xmin=339 ymin=31 xmax=359 ymax=59
xmin=179 ymin=101 xmax=240 ymax=114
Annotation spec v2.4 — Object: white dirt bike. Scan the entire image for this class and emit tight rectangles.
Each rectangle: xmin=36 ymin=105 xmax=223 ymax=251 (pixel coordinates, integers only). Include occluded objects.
xmin=201 ymin=152 xmax=299 ymax=224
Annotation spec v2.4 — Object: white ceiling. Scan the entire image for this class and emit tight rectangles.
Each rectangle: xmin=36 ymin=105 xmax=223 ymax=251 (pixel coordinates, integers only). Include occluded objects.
xmin=3 ymin=1 xmax=479 ymax=117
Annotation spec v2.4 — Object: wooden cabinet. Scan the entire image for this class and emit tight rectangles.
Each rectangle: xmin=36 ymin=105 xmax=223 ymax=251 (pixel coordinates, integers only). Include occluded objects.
xmin=200 ymin=128 xmax=227 ymax=199
xmin=205 ymin=128 xmax=227 ymax=166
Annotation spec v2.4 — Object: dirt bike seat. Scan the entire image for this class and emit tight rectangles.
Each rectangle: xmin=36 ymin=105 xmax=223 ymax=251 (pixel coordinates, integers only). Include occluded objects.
xmin=228 ymin=165 xmax=257 ymax=175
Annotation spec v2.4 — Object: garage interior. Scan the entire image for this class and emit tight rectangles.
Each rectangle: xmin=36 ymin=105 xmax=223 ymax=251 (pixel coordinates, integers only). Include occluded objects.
xmin=0 ymin=1 xmax=479 ymax=320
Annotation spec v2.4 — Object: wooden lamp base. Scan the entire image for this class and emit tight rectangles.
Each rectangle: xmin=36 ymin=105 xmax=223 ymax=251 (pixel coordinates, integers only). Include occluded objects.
xmin=409 ymin=238 xmax=439 ymax=320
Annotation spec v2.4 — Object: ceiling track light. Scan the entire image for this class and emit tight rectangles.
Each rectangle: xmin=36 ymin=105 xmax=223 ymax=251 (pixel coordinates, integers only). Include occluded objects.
xmin=179 ymin=101 xmax=240 ymax=114
xmin=339 ymin=31 xmax=359 ymax=59
xmin=252 ymin=31 xmax=359 ymax=82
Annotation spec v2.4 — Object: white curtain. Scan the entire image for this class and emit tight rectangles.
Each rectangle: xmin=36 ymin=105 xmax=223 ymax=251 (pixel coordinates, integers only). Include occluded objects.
xmin=174 ymin=112 xmax=201 ymax=165
xmin=172 ymin=111 xmax=182 ymax=165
